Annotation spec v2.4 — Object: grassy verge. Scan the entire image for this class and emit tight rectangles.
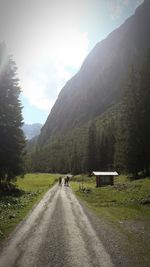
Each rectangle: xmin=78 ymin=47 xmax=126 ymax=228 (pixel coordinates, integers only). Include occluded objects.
xmin=71 ymin=175 xmax=150 ymax=222
xmin=0 ymin=173 xmax=59 ymax=242
xmin=71 ymin=175 xmax=150 ymax=263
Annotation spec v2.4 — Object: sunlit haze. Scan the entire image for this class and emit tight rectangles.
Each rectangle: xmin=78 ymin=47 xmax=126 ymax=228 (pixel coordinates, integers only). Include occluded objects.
xmin=0 ymin=0 xmax=143 ymax=123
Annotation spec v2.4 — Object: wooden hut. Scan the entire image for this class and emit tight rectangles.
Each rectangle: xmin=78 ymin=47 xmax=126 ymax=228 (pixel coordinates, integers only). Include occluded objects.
xmin=92 ymin=171 xmax=118 ymax=187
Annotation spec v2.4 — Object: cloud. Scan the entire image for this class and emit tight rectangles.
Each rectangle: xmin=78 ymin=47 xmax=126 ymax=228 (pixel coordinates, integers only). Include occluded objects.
xmin=0 ymin=1 xmax=89 ymax=114
xmin=135 ymin=0 xmax=144 ymax=7
xmin=18 ymin=29 xmax=89 ymax=112
xmin=107 ymin=0 xmax=130 ymax=20
xmin=20 ymin=62 xmax=71 ymax=111
xmin=107 ymin=0 xmax=143 ymax=20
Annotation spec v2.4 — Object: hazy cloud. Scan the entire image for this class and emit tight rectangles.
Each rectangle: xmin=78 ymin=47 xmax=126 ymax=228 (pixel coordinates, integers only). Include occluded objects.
xmin=107 ymin=0 xmax=143 ymax=20
xmin=20 ymin=63 xmax=71 ymax=111
xmin=107 ymin=0 xmax=129 ymax=20
xmin=0 ymin=0 xmax=143 ymax=122
xmin=18 ymin=29 xmax=89 ymax=112
xmin=0 ymin=0 xmax=89 ymax=112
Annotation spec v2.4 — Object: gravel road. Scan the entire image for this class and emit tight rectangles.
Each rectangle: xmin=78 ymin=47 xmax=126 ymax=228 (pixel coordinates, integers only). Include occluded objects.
xmin=0 ymin=183 xmax=148 ymax=267
xmin=0 ymin=183 xmax=114 ymax=267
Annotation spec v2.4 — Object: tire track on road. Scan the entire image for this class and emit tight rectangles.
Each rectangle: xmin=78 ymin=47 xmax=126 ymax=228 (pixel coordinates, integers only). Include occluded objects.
xmin=0 ymin=184 xmax=114 ymax=267
xmin=0 ymin=185 xmax=58 ymax=267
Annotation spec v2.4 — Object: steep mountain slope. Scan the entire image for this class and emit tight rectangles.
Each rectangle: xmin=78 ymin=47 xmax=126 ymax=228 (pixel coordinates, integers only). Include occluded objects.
xmin=23 ymin=123 xmax=42 ymax=140
xmin=39 ymin=0 xmax=150 ymax=146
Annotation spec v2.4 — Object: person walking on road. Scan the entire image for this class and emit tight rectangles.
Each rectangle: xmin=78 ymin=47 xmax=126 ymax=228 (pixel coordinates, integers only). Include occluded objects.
xmin=58 ymin=176 xmax=62 ymax=186
xmin=66 ymin=176 xmax=70 ymax=186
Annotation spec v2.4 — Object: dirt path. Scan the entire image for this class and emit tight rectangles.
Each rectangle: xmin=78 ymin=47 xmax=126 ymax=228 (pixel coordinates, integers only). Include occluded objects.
xmin=0 ymin=183 xmax=148 ymax=267
xmin=0 ymin=183 xmax=113 ymax=267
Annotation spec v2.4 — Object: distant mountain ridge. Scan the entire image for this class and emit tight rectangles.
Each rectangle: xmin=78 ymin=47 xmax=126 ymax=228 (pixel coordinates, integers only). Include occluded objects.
xmin=39 ymin=0 xmax=150 ymax=146
xmin=23 ymin=123 xmax=42 ymax=140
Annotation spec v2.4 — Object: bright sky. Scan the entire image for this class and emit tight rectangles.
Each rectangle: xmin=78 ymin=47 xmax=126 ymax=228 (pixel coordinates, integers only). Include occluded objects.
xmin=0 ymin=0 xmax=143 ymax=124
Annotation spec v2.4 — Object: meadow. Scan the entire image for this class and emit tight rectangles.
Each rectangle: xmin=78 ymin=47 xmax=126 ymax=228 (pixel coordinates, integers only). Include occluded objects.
xmin=71 ymin=175 xmax=150 ymax=222
xmin=0 ymin=173 xmax=59 ymax=242
xmin=71 ymin=175 xmax=150 ymax=263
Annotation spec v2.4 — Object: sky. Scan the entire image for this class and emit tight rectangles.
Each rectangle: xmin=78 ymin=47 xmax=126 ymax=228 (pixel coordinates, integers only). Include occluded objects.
xmin=0 ymin=0 xmax=143 ymax=124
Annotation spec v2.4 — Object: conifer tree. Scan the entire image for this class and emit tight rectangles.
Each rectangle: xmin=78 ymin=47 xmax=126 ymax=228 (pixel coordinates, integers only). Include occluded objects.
xmin=114 ymin=106 xmax=127 ymax=172
xmin=114 ymin=53 xmax=150 ymax=177
xmin=87 ymin=121 xmax=96 ymax=173
xmin=97 ymin=132 xmax=107 ymax=170
xmin=120 ymin=67 xmax=141 ymax=176
xmin=70 ymin=146 xmax=81 ymax=175
xmin=138 ymin=52 xmax=150 ymax=175
xmin=0 ymin=43 xmax=25 ymax=183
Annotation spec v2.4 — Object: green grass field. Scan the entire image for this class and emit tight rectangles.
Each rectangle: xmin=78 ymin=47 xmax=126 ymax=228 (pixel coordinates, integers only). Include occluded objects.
xmin=71 ymin=175 xmax=150 ymax=222
xmin=71 ymin=175 xmax=150 ymax=263
xmin=0 ymin=173 xmax=59 ymax=241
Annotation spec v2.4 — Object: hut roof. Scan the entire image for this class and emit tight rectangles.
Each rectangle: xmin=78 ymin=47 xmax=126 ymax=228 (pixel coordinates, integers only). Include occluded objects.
xmin=92 ymin=171 xmax=118 ymax=176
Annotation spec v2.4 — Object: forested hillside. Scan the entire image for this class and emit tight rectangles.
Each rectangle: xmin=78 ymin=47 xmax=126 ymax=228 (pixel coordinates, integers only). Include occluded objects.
xmin=39 ymin=0 xmax=150 ymax=145
xmin=27 ymin=0 xmax=150 ymax=177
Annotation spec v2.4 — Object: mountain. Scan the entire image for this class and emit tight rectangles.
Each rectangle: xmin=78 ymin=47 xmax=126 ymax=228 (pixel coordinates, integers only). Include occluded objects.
xmin=38 ymin=0 xmax=150 ymax=146
xmin=28 ymin=0 xmax=150 ymax=175
xmin=23 ymin=123 xmax=42 ymax=140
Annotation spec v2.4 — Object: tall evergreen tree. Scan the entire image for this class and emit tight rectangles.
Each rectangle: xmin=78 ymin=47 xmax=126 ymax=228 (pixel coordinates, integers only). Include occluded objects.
xmin=97 ymin=132 xmax=108 ymax=171
xmin=70 ymin=146 xmax=81 ymax=175
xmin=87 ymin=121 xmax=97 ymax=172
xmin=119 ymin=67 xmax=141 ymax=176
xmin=138 ymin=52 xmax=150 ymax=175
xmin=0 ymin=43 xmax=25 ymax=183
xmin=115 ymin=58 xmax=150 ymax=177
xmin=114 ymin=106 xmax=127 ymax=172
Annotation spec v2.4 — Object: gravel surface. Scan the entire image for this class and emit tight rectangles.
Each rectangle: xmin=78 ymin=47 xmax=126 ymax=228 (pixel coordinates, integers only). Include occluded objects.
xmin=0 ymin=183 xmax=149 ymax=267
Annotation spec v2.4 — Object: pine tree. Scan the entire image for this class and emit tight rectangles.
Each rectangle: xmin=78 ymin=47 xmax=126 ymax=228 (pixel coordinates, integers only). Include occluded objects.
xmin=116 ymin=66 xmax=144 ymax=177
xmin=138 ymin=52 xmax=150 ymax=175
xmin=114 ymin=106 xmax=127 ymax=172
xmin=122 ymin=67 xmax=141 ymax=176
xmin=87 ymin=121 xmax=97 ymax=173
xmin=0 ymin=43 xmax=25 ymax=183
xmin=97 ymin=132 xmax=106 ymax=170
xmin=115 ymin=54 xmax=150 ymax=177
xmin=70 ymin=146 xmax=81 ymax=175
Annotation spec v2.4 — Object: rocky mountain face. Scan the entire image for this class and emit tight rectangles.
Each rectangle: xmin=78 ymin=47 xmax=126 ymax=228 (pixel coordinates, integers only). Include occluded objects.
xmin=39 ymin=0 xmax=150 ymax=146
xmin=23 ymin=123 xmax=42 ymax=140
